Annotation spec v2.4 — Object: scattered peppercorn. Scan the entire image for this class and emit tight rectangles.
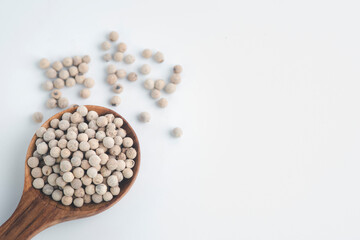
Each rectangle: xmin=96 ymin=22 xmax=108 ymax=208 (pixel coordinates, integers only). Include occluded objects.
xmin=112 ymin=83 xmax=124 ymax=94
xmin=157 ymin=98 xmax=168 ymax=108
xmin=142 ymin=49 xmax=152 ymax=59
xmin=39 ymin=58 xmax=50 ymax=69
xmin=109 ymin=31 xmax=119 ymax=42
xmin=127 ymin=72 xmax=138 ymax=82
xmin=32 ymin=112 xmax=44 ymax=123
xmin=138 ymin=112 xmax=151 ymax=123
xmin=117 ymin=42 xmax=127 ymax=53
xmin=140 ymin=64 xmax=151 ymax=75
xmin=153 ymin=51 xmax=164 ymax=63
xmin=124 ymin=54 xmax=135 ymax=64
xmin=110 ymin=96 xmax=121 ymax=106
xmin=171 ymin=127 xmax=183 ymax=138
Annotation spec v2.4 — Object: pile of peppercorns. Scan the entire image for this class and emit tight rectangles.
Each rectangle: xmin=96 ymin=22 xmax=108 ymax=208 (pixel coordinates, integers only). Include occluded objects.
xmin=40 ymin=55 xmax=94 ymax=109
xmin=28 ymin=106 xmax=137 ymax=207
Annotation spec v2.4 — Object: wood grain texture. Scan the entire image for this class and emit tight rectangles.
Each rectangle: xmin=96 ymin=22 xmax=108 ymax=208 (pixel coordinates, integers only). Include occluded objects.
xmin=0 ymin=105 xmax=141 ymax=240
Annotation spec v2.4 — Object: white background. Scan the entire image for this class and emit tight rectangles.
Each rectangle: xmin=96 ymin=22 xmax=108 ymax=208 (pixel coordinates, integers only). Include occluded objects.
xmin=0 ymin=0 xmax=360 ymax=239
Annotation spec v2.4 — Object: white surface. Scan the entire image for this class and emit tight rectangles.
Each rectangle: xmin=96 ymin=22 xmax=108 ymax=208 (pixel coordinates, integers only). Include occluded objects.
xmin=0 ymin=0 xmax=360 ymax=239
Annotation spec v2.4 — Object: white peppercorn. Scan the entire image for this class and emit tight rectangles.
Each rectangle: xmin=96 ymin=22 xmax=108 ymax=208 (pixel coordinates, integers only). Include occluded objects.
xmin=59 ymin=69 xmax=70 ymax=80
xmin=48 ymin=173 xmax=58 ymax=186
xmin=42 ymin=184 xmax=54 ymax=195
xmin=107 ymin=74 xmax=117 ymax=85
xmin=112 ymin=171 xmax=124 ymax=182
xmin=85 ymin=129 xmax=96 ymax=139
xmin=157 ymin=98 xmax=168 ymax=108
xmin=114 ymin=118 xmax=123 ymax=129
xmin=74 ymin=188 xmax=85 ymax=198
xmin=75 ymin=74 xmax=85 ymax=84
xmin=61 ymin=196 xmax=73 ymax=206
xmin=126 ymin=148 xmax=137 ymax=159
xmin=109 ymin=145 xmax=121 ymax=156
xmin=153 ymin=51 xmax=164 ymax=63
xmin=84 ymin=194 xmax=91 ymax=203
xmin=109 ymin=31 xmax=119 ymax=41
xmin=52 ymin=190 xmax=63 ymax=201
xmin=110 ymin=96 xmax=121 ymax=106
xmin=138 ymin=112 xmax=151 ymax=123
xmin=150 ymin=89 xmax=161 ymax=99
xmin=71 ymin=157 xmax=82 ymax=168
xmin=79 ymin=141 xmax=90 ymax=152
xmin=93 ymin=174 xmax=104 ymax=185
xmin=76 ymin=105 xmax=88 ymax=117
xmin=69 ymin=66 xmax=79 ymax=77
xmin=85 ymin=184 xmax=95 ymax=195
xmin=52 ymin=61 xmax=63 ymax=71
xmin=154 ymin=79 xmax=166 ymax=90
xmin=28 ymin=157 xmax=39 ymax=168
xmin=125 ymin=159 xmax=135 ymax=168
xmin=40 ymin=58 xmax=50 ymax=69
xmin=31 ymin=167 xmax=43 ymax=178
xmin=140 ymin=64 xmax=151 ymax=75
xmin=115 ymin=69 xmax=126 ymax=79
xmin=80 ymin=88 xmax=91 ymax=99
xmin=49 ymin=140 xmax=58 ymax=149
xmin=172 ymin=127 xmax=183 ymax=138
xmin=117 ymin=128 xmax=126 ymax=138
xmin=117 ymin=42 xmax=127 ymax=52
xmin=78 ymin=123 xmax=88 ymax=133
xmin=170 ymin=74 xmax=181 ymax=84
xmin=60 ymin=159 xmax=72 ymax=172
xmin=58 ymin=97 xmax=69 ymax=109
xmin=82 ymin=55 xmax=91 ymax=64
xmin=81 ymin=175 xmax=92 ymax=185
xmin=73 ymin=56 xmax=82 ymax=66
xmin=142 ymin=49 xmax=152 ymax=59
xmin=143 ymin=79 xmax=154 ymax=90
xmin=100 ymin=166 xmax=111 ymax=177
xmin=52 ymin=164 xmax=60 ymax=174
xmin=123 ymin=168 xmax=134 ymax=179
xmin=124 ymin=54 xmax=135 ymax=64
xmin=43 ymin=80 xmax=54 ymax=91
xmin=46 ymin=68 xmax=57 ymax=79
xmin=84 ymin=78 xmax=95 ymax=88
xmin=164 ymin=83 xmax=176 ymax=94
xmin=107 ymin=175 xmax=118 ymax=187
xmin=89 ymin=139 xmax=99 ymax=150
xmin=87 ymin=167 xmax=97 ymax=178
xmin=33 ymin=178 xmax=44 ymax=189
xmin=71 ymin=112 xmax=83 ymax=124
xmin=95 ymin=184 xmax=107 ymax=195
xmin=101 ymin=41 xmax=111 ymax=50
xmin=55 ymin=130 xmax=64 ymax=139
xmin=35 ymin=139 xmax=44 ymax=146
xmin=78 ymin=63 xmax=89 ymax=74
xmin=86 ymin=111 xmax=98 ymax=121
xmin=122 ymin=137 xmax=133 ymax=148
xmin=71 ymin=178 xmax=82 ymax=189
xmin=89 ymin=120 xmax=99 ymax=130
xmin=103 ymin=192 xmax=113 ymax=202
xmin=62 ymin=112 xmax=72 ymax=121
xmin=103 ymin=53 xmax=112 ymax=62
xmin=92 ymin=194 xmax=103 ymax=203
xmin=113 ymin=52 xmax=123 ymax=62
xmin=73 ymin=197 xmax=84 ymax=207
xmin=66 ymin=77 xmax=76 ymax=87
xmin=97 ymin=116 xmax=108 ymax=128
xmin=62 ymin=57 xmax=73 ymax=67
xmin=67 ymin=139 xmax=79 ymax=152
xmin=89 ymin=155 xmax=101 ymax=167
xmin=37 ymin=142 xmax=48 ymax=155
xmin=63 ymin=172 xmax=75 ymax=183
xmin=110 ymin=186 xmax=120 ymax=196
xmin=32 ymin=112 xmax=43 ymax=123
xmin=78 ymin=133 xmax=88 ymax=142
xmin=42 ymin=165 xmax=52 ymax=176
xmin=106 ymin=158 xmax=118 ymax=171
xmin=46 ymin=98 xmax=57 ymax=109
xmin=127 ymin=72 xmax=138 ymax=82
xmin=56 ymin=176 xmax=66 ymax=188
xmin=112 ymin=83 xmax=124 ymax=94
xmin=50 ymin=89 xmax=61 ymax=100
xmin=43 ymin=130 xmax=55 ymax=142
xmin=50 ymin=147 xmax=61 ymax=158
xmin=54 ymin=78 xmax=65 ymax=89
xmin=173 ymin=65 xmax=183 ymax=74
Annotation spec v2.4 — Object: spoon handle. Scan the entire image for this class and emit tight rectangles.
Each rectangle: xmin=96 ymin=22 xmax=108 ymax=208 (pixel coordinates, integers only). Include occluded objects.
xmin=0 ymin=189 xmax=57 ymax=240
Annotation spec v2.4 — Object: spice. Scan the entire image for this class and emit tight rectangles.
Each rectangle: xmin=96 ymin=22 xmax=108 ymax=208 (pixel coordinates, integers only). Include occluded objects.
xmin=142 ymin=49 xmax=152 ymax=59
xmin=110 ymin=96 xmax=121 ymax=106
xmin=173 ymin=65 xmax=183 ymax=74
xmin=154 ymin=79 xmax=165 ymax=90
xmin=32 ymin=112 xmax=43 ymax=123
xmin=109 ymin=31 xmax=119 ymax=42
xmin=113 ymin=52 xmax=123 ymax=62
xmin=43 ymin=80 xmax=54 ymax=91
xmin=164 ymin=83 xmax=176 ymax=94
xmin=150 ymin=89 xmax=161 ymax=99
xmin=172 ymin=127 xmax=183 ymax=138
xmin=157 ymin=98 xmax=168 ymax=108
xmin=138 ymin=112 xmax=151 ymax=123
xmin=153 ymin=51 xmax=164 ymax=63
xmin=127 ymin=72 xmax=137 ymax=82
xmin=116 ymin=69 xmax=126 ymax=79
xmin=80 ymin=88 xmax=91 ymax=98
xmin=124 ymin=54 xmax=135 ymax=64
xmin=101 ymin=41 xmax=111 ymax=50
xmin=112 ymin=83 xmax=124 ymax=94
xmin=170 ymin=74 xmax=181 ymax=84
xmin=140 ymin=64 xmax=151 ymax=75
xmin=39 ymin=58 xmax=50 ymax=69
xmin=143 ymin=79 xmax=154 ymax=90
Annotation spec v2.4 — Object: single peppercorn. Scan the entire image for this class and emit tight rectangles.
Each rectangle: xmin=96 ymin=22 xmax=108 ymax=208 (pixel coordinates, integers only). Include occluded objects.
xmin=62 ymin=57 xmax=73 ymax=67
xmin=80 ymin=88 xmax=91 ymax=98
xmin=157 ymin=98 xmax=168 ymax=108
xmin=69 ymin=66 xmax=79 ymax=77
xmin=46 ymin=98 xmax=57 ymax=109
xmin=173 ymin=65 xmax=183 ymax=73
xmin=117 ymin=42 xmax=127 ymax=52
xmin=32 ymin=112 xmax=43 ymax=123
xmin=82 ymin=55 xmax=91 ymax=64
xmin=164 ymin=83 xmax=176 ymax=94
xmin=52 ymin=61 xmax=63 ymax=71
xmin=143 ymin=79 xmax=155 ymax=90
xmin=109 ymin=31 xmax=119 ymax=42
xmin=43 ymin=80 xmax=54 ymax=91
xmin=113 ymin=52 xmax=123 ymax=62
xmin=101 ymin=41 xmax=111 ymax=50
xmin=153 ymin=51 xmax=164 ymax=63
xmin=58 ymin=97 xmax=69 ymax=109
xmin=150 ymin=89 xmax=161 ymax=99
xmin=170 ymin=73 xmax=181 ymax=84
xmin=140 ymin=64 xmax=151 ymax=75
xmin=39 ymin=58 xmax=50 ymax=69
xmin=103 ymin=53 xmax=112 ymax=62
xmin=46 ymin=68 xmax=57 ymax=79
xmin=84 ymin=78 xmax=95 ymax=88
xmin=138 ymin=112 xmax=151 ymax=123
xmin=66 ymin=77 xmax=76 ymax=87
xmin=172 ymin=127 xmax=183 ymax=138
xmin=59 ymin=69 xmax=70 ymax=80
xmin=110 ymin=96 xmax=121 ymax=106
xmin=142 ymin=49 xmax=152 ymax=59
xmin=127 ymin=72 xmax=138 ymax=82
xmin=154 ymin=79 xmax=166 ymax=90
xmin=112 ymin=83 xmax=124 ymax=94
xmin=107 ymin=74 xmax=117 ymax=85
xmin=116 ymin=69 xmax=126 ymax=79
xmin=73 ymin=56 xmax=82 ymax=66
xmin=124 ymin=54 xmax=135 ymax=64
xmin=51 ymin=89 xmax=62 ymax=99
xmin=54 ymin=78 xmax=65 ymax=89
xmin=78 ymin=63 xmax=89 ymax=74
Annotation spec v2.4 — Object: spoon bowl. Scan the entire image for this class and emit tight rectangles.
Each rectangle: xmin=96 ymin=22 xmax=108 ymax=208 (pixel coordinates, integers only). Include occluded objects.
xmin=0 ymin=105 xmax=140 ymax=239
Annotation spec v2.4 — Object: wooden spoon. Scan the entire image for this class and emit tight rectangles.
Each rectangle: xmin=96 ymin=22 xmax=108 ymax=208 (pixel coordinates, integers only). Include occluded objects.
xmin=0 ymin=105 xmax=141 ymax=239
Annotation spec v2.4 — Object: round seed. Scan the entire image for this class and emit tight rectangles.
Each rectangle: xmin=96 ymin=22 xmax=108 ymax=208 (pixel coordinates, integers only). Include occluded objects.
xmin=39 ymin=58 xmax=50 ymax=69
xmin=142 ymin=49 xmax=152 ymax=58
xmin=32 ymin=112 xmax=43 ymax=123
